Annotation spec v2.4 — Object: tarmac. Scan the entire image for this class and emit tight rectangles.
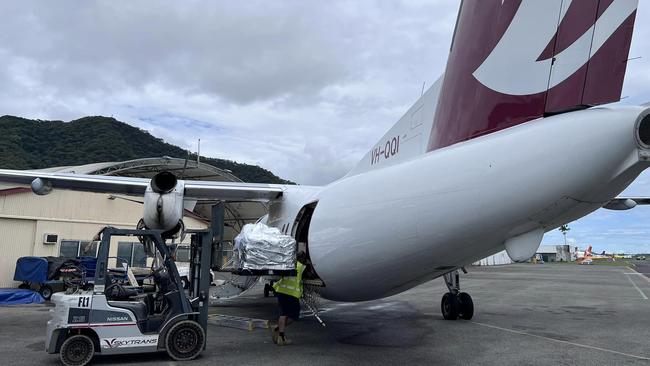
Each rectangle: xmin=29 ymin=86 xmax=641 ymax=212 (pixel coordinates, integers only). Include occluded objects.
xmin=1 ymin=262 xmax=650 ymax=365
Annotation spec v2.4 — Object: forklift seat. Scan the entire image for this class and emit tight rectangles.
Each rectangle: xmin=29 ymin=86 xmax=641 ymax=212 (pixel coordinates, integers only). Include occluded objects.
xmin=108 ymin=301 xmax=149 ymax=322
xmin=105 ymin=283 xmax=140 ymax=301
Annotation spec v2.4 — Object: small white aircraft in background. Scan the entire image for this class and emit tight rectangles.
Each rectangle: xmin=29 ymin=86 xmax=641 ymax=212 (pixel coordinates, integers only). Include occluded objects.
xmin=574 ymin=246 xmax=596 ymax=265
xmin=0 ymin=0 xmax=648 ymax=321
xmin=574 ymin=246 xmax=616 ymax=264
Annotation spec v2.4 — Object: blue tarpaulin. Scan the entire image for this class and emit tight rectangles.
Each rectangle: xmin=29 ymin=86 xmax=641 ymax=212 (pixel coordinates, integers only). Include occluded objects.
xmin=78 ymin=256 xmax=97 ymax=279
xmin=13 ymin=256 xmax=48 ymax=283
xmin=0 ymin=289 xmax=44 ymax=305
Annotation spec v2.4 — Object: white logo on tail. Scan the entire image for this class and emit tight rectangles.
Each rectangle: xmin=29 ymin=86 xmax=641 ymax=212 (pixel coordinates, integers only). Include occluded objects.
xmin=473 ymin=0 xmax=637 ymax=96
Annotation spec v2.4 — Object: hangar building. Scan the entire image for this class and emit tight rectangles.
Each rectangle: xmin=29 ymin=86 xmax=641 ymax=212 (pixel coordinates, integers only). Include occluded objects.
xmin=0 ymin=157 xmax=266 ymax=288
xmin=536 ymin=244 xmax=572 ymax=262
xmin=474 ymin=244 xmax=574 ymax=266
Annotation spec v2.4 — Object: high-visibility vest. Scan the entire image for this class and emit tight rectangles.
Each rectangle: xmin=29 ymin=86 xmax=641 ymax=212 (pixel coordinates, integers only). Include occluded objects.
xmin=273 ymin=262 xmax=305 ymax=299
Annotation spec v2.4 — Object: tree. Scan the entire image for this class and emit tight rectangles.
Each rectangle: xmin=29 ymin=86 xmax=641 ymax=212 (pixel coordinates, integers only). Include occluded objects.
xmin=0 ymin=115 xmax=295 ymax=184
xmin=558 ymin=224 xmax=570 ymax=246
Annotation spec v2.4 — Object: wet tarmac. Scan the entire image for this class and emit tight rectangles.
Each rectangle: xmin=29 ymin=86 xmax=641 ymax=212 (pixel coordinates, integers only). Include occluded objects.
xmin=2 ymin=262 xmax=649 ymax=365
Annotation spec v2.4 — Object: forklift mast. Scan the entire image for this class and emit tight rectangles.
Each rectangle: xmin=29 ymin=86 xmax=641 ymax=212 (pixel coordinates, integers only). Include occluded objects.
xmin=187 ymin=229 xmax=214 ymax=330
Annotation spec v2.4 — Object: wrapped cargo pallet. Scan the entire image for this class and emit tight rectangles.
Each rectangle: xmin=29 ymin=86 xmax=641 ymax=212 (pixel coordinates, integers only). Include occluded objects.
xmin=234 ymin=223 xmax=297 ymax=270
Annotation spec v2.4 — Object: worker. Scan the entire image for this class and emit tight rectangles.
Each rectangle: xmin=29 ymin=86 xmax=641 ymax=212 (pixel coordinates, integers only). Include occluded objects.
xmin=271 ymin=251 xmax=307 ymax=346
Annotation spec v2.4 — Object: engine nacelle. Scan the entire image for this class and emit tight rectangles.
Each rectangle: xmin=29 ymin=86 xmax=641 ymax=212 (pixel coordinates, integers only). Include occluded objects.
xmin=143 ymin=172 xmax=185 ymax=233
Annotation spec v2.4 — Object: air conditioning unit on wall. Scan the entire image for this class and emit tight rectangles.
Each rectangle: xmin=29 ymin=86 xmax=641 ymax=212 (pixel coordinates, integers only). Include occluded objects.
xmin=43 ymin=233 xmax=58 ymax=245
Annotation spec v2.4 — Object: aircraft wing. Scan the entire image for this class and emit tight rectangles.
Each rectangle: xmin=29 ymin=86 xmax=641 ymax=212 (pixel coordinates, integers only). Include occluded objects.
xmin=0 ymin=169 xmax=284 ymax=201
xmin=603 ymin=198 xmax=650 ymax=210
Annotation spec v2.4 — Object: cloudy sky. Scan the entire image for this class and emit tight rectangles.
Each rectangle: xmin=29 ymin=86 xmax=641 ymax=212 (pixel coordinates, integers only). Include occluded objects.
xmin=2 ymin=1 xmax=650 ymax=252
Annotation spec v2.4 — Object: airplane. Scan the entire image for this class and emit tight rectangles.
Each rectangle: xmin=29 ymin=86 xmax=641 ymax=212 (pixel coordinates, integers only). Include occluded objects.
xmin=0 ymin=0 xmax=648 ymax=321
xmin=574 ymin=245 xmax=617 ymax=264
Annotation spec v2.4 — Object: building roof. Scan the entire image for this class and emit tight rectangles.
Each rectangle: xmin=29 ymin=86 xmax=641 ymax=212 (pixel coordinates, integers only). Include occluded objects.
xmin=0 ymin=187 xmax=32 ymax=196
xmin=40 ymin=157 xmax=267 ymax=227
xmin=41 ymin=157 xmax=242 ymax=183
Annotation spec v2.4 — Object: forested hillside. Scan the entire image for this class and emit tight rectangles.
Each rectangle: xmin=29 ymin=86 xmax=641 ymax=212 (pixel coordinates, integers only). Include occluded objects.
xmin=0 ymin=115 xmax=293 ymax=184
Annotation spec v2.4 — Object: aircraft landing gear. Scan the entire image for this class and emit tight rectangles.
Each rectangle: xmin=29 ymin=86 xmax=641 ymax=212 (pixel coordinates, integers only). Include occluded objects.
xmin=441 ymin=269 xmax=474 ymax=320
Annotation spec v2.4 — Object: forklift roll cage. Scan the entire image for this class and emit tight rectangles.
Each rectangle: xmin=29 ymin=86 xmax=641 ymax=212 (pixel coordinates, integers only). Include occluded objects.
xmin=94 ymin=227 xmax=212 ymax=329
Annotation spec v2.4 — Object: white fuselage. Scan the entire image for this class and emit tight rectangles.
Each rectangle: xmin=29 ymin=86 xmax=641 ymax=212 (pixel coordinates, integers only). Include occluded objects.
xmin=270 ymin=105 xmax=650 ymax=302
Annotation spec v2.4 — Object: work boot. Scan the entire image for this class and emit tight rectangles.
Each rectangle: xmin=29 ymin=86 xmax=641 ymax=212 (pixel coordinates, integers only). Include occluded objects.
xmin=277 ymin=336 xmax=293 ymax=346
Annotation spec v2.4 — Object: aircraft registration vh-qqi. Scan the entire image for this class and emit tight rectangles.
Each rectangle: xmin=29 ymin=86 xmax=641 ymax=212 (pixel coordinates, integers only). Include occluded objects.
xmin=1 ymin=0 xmax=649 ymax=320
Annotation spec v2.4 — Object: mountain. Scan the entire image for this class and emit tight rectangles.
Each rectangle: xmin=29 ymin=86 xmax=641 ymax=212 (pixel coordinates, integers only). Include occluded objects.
xmin=0 ymin=115 xmax=294 ymax=184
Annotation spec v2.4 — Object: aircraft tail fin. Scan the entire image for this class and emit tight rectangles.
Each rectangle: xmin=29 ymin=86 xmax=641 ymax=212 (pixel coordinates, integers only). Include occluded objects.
xmin=427 ymin=0 xmax=639 ymax=151
xmin=347 ymin=1 xmax=639 ymax=177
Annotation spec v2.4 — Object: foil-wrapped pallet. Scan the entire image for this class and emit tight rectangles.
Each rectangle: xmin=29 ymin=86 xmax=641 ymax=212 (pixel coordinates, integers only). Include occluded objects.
xmin=234 ymin=223 xmax=297 ymax=271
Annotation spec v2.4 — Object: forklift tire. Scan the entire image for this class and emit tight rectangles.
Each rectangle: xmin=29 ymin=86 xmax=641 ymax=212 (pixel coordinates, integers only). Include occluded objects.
xmin=165 ymin=320 xmax=205 ymax=361
xmin=60 ymin=334 xmax=94 ymax=366
xmin=40 ymin=285 xmax=53 ymax=301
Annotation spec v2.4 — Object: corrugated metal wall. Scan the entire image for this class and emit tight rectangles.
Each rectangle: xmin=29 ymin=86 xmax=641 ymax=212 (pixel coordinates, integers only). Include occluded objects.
xmin=0 ymin=219 xmax=35 ymax=287
xmin=473 ymin=250 xmax=513 ymax=266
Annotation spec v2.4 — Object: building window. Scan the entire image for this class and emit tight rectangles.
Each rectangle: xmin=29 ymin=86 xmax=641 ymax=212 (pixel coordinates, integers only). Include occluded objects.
xmin=59 ymin=240 xmax=99 ymax=259
xmin=117 ymin=242 xmax=148 ymax=268
xmin=79 ymin=241 xmax=99 ymax=257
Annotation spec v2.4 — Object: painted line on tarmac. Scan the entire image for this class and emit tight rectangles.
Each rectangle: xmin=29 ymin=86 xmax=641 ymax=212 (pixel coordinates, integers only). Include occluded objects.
xmin=470 ymin=321 xmax=650 ymax=361
xmin=623 ymin=272 xmax=648 ymax=300
xmin=626 ymin=266 xmax=650 ymax=285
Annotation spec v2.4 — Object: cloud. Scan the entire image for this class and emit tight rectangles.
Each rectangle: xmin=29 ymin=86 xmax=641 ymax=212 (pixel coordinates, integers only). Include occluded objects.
xmin=0 ymin=0 xmax=458 ymax=185
xmin=542 ymin=204 xmax=650 ymax=254
xmin=3 ymin=1 xmax=650 ymax=251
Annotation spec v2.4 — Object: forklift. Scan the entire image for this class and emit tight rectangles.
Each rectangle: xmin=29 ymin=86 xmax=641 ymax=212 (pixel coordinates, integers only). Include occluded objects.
xmin=44 ymin=224 xmax=215 ymax=366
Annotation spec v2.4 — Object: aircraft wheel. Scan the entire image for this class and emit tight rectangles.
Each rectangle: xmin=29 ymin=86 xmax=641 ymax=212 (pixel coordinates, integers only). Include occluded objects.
xmin=441 ymin=292 xmax=459 ymax=320
xmin=458 ymin=292 xmax=474 ymax=320
xmin=60 ymin=334 xmax=94 ymax=366
xmin=40 ymin=285 xmax=53 ymax=301
xmin=166 ymin=320 xmax=205 ymax=361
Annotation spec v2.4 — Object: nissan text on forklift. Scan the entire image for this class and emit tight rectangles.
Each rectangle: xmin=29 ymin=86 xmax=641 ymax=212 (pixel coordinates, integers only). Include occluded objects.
xmin=45 ymin=226 xmax=214 ymax=366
